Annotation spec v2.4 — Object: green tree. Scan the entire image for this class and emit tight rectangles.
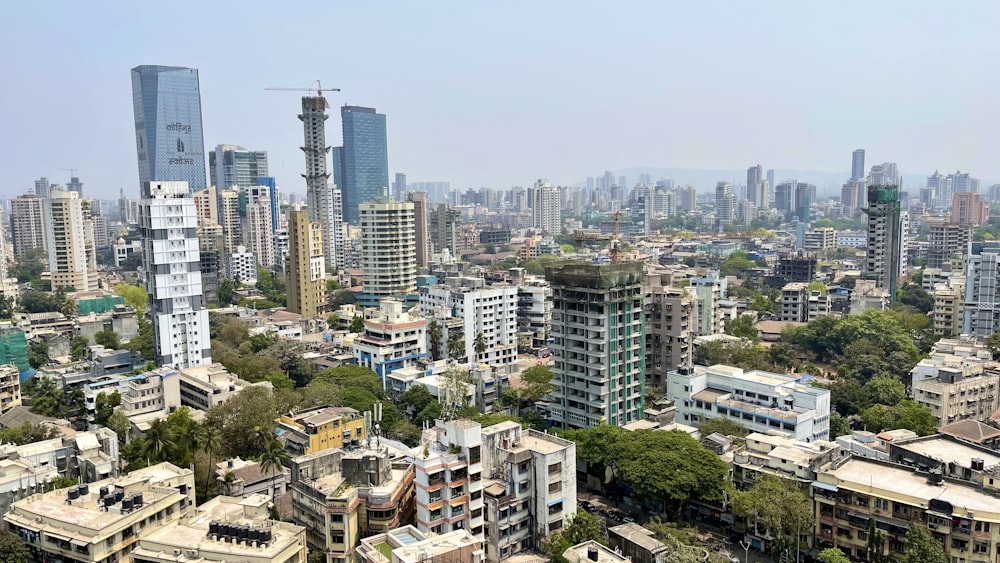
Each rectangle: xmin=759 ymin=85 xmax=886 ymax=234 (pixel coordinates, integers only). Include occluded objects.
xmin=257 ymin=438 xmax=291 ymax=502
xmin=987 ymin=328 xmax=1000 ymax=360
xmin=540 ymin=511 xmax=606 ymax=563
xmin=698 ymin=417 xmax=750 ymax=438
xmin=326 ymin=314 xmax=338 ymax=330
xmin=863 ymin=375 xmax=906 ymax=406
xmin=205 ymin=386 xmax=291 ymax=459
xmin=903 ymin=526 xmax=948 ymax=563
xmin=898 ymin=283 xmax=934 ymax=314
xmin=724 ymin=314 xmax=758 ymax=341
xmin=126 ymin=318 xmax=155 ymax=361
xmin=517 ymin=365 xmax=555 ymax=403
xmin=867 ymin=518 xmax=889 ymax=563
xmin=349 ymin=315 xmax=365 ymax=333
xmin=808 ymin=281 xmax=828 ymax=294
xmin=69 ymin=335 xmax=90 ymax=361
xmin=730 ymin=475 xmax=813 ymax=559
xmin=861 ymin=401 xmax=937 ymax=436
xmin=94 ymin=330 xmax=121 ymax=350
xmin=474 ymin=332 xmax=487 ymax=356
xmin=113 ymin=283 xmax=148 ymax=315
xmin=447 ymin=332 xmax=465 ymax=360
xmin=719 ymin=251 xmax=757 ymax=277
xmin=94 ymin=391 xmax=121 ymax=426
xmin=107 ymin=411 xmax=130 ymax=443
xmin=218 ymin=278 xmax=236 ymax=305
xmin=817 ymin=547 xmax=851 ymax=563
xmin=0 ymin=529 xmax=30 ymax=563
xmin=427 ymin=320 xmax=442 ymax=360
xmin=829 ymin=413 xmax=851 ymax=438
xmin=141 ymin=418 xmax=176 ymax=464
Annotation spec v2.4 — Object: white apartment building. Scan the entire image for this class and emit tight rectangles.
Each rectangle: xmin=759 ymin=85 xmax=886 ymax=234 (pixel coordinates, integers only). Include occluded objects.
xmin=689 ymin=271 xmax=726 ymax=336
xmin=192 ymin=186 xmax=218 ymax=227
xmin=964 ymin=241 xmax=1000 ymax=337
xmin=113 ymin=238 xmax=142 ymax=268
xmin=0 ymin=364 xmax=21 ymax=416
xmin=910 ymin=337 xmax=999 ymax=427
xmin=532 ymin=179 xmax=561 ymax=235
xmin=133 ymin=494 xmax=307 ymax=563
xmin=932 ymin=281 xmax=964 ymax=337
xmin=353 ymin=297 xmax=428 ymax=385
xmin=407 ymin=419 xmax=485 ymax=541
xmin=480 ymin=421 xmax=576 ymax=562
xmin=780 ymin=283 xmax=831 ymax=323
xmin=10 ymin=194 xmax=46 ymax=257
xmin=43 ymin=190 xmax=95 ymax=291
xmin=732 ymin=432 xmax=844 ymax=488
xmin=834 ymin=230 xmax=867 ymax=248
xmin=5 ymin=462 xmax=196 ymax=563
xmin=419 ymin=276 xmax=519 ymax=372
xmin=84 ymin=367 xmax=182 ymax=424
xmin=219 ymin=188 xmax=242 ymax=256
xmin=667 ymin=364 xmax=831 ymax=442
xmin=516 ymin=276 xmax=552 ymax=351
xmin=228 ymin=246 xmax=258 ymax=285
xmin=803 ymin=227 xmax=836 ymax=252
xmin=140 ymin=181 xmax=212 ymax=369
xmin=359 ymin=191 xmax=416 ymax=305
xmin=178 ymin=363 xmax=257 ymax=411
xmin=243 ymin=184 xmax=275 ymax=269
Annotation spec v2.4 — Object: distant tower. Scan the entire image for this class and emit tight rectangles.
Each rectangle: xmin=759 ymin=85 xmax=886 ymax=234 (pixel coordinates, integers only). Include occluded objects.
xmin=746 ymin=164 xmax=763 ymax=206
xmin=851 ymin=149 xmax=866 ymax=181
xmin=10 ymin=195 xmax=46 ymax=257
xmin=863 ymin=184 xmax=903 ymax=301
xmin=131 ymin=65 xmax=207 ymax=191
xmin=532 ymin=179 xmax=562 ymax=234
xmin=209 ymin=144 xmax=268 ymax=189
xmin=66 ymin=177 xmax=83 ymax=196
xmin=140 ymin=181 xmax=212 ymax=368
xmin=337 ymin=106 xmax=389 ymax=225
xmin=34 ymin=178 xmax=51 ymax=199
xmin=408 ymin=191 xmax=430 ymax=267
xmin=299 ymin=96 xmax=345 ymax=269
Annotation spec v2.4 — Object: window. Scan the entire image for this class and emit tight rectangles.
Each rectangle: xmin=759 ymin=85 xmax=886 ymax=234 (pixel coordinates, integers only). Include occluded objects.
xmin=548 ymin=462 xmax=562 ymax=474
xmin=549 ymin=481 xmax=562 ymax=494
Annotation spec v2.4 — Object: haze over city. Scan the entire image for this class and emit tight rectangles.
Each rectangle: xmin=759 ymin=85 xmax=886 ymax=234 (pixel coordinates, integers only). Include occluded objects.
xmin=4 ymin=1 xmax=1000 ymax=199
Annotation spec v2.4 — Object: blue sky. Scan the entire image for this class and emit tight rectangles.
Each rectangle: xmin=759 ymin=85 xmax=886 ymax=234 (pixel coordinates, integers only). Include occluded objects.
xmin=3 ymin=1 xmax=999 ymax=200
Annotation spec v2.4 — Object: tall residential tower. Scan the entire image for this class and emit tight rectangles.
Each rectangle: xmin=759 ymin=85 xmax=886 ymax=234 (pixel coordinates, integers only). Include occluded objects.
xmin=286 ymin=207 xmax=326 ymax=318
xmin=299 ymin=97 xmax=345 ymax=269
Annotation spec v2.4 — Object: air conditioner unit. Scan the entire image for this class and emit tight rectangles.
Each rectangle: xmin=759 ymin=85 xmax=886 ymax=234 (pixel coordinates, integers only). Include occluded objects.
xmin=173 ymin=549 xmax=182 ymax=555
xmin=186 ymin=550 xmax=199 ymax=558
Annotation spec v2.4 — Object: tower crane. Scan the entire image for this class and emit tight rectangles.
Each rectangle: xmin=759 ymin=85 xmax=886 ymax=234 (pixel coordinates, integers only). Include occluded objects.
xmin=572 ymin=211 xmax=623 ymax=263
xmin=264 ymin=80 xmax=341 ymax=97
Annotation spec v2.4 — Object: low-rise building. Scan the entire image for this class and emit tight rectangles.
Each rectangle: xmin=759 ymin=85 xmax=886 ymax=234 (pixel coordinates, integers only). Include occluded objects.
xmin=608 ymin=522 xmax=670 ymax=563
xmin=132 ymin=494 xmax=307 ymax=563
xmin=357 ymin=526 xmax=483 ymax=563
xmin=563 ymin=541 xmax=630 ymax=563
xmin=353 ymin=298 xmax=427 ymax=385
xmin=275 ymin=406 xmax=367 ymax=456
xmin=910 ymin=337 xmax=999 ymax=427
xmin=288 ymin=447 xmax=415 ymax=562
xmin=216 ymin=458 xmax=289 ymax=500
xmin=5 ymin=462 xmax=195 ymax=563
xmin=178 ymin=363 xmax=257 ymax=411
xmin=0 ymin=364 xmax=21 ymax=415
xmin=667 ymin=364 xmax=831 ymax=443
xmin=480 ymin=422 xmax=576 ymax=562
xmin=407 ymin=419 xmax=485 ymax=541
xmin=732 ymin=433 xmax=844 ymax=489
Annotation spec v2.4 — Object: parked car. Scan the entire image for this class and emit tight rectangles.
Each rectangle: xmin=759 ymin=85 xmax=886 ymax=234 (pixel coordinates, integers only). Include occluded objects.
xmin=580 ymin=501 xmax=597 ymax=513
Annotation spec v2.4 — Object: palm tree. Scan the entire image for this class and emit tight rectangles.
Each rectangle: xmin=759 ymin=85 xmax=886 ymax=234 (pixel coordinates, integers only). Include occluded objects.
xmin=447 ymin=332 xmax=465 ymax=361
xmin=258 ymin=439 xmax=291 ymax=502
xmin=427 ymin=320 xmax=442 ymax=360
xmin=220 ymin=471 xmax=237 ymax=496
xmin=251 ymin=424 xmax=273 ymax=457
xmin=195 ymin=425 xmax=222 ymax=499
xmin=142 ymin=419 xmax=176 ymax=464
xmin=474 ymin=332 xmax=487 ymax=357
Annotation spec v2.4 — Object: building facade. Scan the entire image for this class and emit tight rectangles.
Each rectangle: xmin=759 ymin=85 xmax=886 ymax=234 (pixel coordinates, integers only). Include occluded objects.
xmin=209 ymin=144 xmax=268 ymax=190
xmin=353 ymin=298 xmax=427 ymax=383
xmin=140 ymin=181 xmax=212 ymax=369
xmin=10 ymin=194 xmax=46 ymax=258
xmin=286 ymin=208 xmax=326 ymax=318
xmin=532 ymin=179 xmax=561 ymax=234
xmin=359 ymin=192 xmax=416 ymax=305
xmin=863 ymin=185 xmax=903 ymax=300
xmin=299 ymin=96 xmax=345 ymax=270
xmin=964 ymin=241 xmax=1000 ymax=337
xmin=42 ymin=190 xmax=95 ymax=291
xmin=337 ymin=106 xmax=389 ymax=225
xmin=131 ymin=65 xmax=207 ymax=191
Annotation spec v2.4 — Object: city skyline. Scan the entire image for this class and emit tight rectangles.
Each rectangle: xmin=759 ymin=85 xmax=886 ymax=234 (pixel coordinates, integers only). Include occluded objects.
xmin=3 ymin=1 xmax=1000 ymax=201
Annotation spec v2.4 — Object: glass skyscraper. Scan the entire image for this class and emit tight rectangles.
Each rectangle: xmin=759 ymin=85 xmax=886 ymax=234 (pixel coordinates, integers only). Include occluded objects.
xmin=131 ymin=65 xmax=207 ymax=192
xmin=336 ymin=106 xmax=388 ymax=224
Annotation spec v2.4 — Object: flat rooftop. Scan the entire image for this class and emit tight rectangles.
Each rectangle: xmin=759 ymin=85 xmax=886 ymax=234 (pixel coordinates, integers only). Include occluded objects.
xmin=827 ymin=458 xmax=1000 ymax=514
xmin=897 ymin=436 xmax=1000 ymax=469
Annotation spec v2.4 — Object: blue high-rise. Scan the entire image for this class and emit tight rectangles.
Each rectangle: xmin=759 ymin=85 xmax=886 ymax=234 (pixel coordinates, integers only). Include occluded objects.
xmin=336 ymin=106 xmax=388 ymax=224
xmin=131 ymin=65 xmax=207 ymax=192
xmin=256 ymin=176 xmax=280 ymax=233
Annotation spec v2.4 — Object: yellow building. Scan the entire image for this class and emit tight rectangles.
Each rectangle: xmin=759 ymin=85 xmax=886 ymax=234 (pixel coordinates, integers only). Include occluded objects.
xmin=276 ymin=406 xmax=367 ymax=456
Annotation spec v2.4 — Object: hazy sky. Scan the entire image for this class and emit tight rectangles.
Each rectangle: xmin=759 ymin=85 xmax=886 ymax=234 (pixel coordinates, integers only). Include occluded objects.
xmin=3 ymin=1 xmax=999 ymax=201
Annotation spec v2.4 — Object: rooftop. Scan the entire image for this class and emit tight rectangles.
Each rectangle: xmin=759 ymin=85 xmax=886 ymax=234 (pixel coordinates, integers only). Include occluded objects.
xmin=895 ymin=435 xmax=1000 ymax=470
xmin=939 ymin=420 xmax=1000 ymax=445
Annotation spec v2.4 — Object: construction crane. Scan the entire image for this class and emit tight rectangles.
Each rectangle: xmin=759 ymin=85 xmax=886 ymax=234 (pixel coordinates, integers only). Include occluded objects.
xmin=264 ymin=80 xmax=341 ymax=97
xmin=572 ymin=211 xmax=623 ymax=263
xmin=60 ymin=168 xmax=77 ymax=177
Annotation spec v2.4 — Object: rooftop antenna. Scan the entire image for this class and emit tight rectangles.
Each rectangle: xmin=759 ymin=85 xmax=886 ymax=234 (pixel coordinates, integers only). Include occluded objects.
xmin=370 ymin=402 xmax=383 ymax=449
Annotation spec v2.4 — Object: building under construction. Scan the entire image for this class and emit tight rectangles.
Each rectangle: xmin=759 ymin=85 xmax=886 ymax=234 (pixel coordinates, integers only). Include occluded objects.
xmin=299 ymin=96 xmax=345 ymax=270
xmin=862 ymin=185 xmax=904 ymax=302
xmin=544 ymin=261 xmax=645 ymax=429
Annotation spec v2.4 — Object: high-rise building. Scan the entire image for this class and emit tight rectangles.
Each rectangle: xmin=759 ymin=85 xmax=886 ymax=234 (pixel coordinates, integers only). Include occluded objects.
xmin=862 ymin=185 xmax=903 ymax=300
xmin=794 ymin=182 xmax=816 ymax=222
xmin=714 ymin=182 xmax=735 ymax=229
xmin=9 ymin=194 xmax=46 ymax=257
xmin=851 ymin=149 xmax=865 ymax=181
xmin=255 ymin=177 xmax=280 ymax=234
xmin=926 ymin=223 xmax=973 ymax=270
xmin=286 ymin=207 xmax=326 ymax=318
xmin=298 ymin=96 xmax=345 ymax=270
xmin=949 ymin=170 xmax=978 ymax=194
xmin=841 ymin=180 xmax=864 ymax=216
xmin=243 ymin=184 xmax=275 ymax=269
xmin=679 ymin=186 xmax=697 ymax=212
xmin=392 ymin=172 xmax=407 ymax=200
xmin=951 ymin=191 xmax=988 ymax=227
xmin=66 ymin=177 xmax=83 ymax=196
xmin=139 ymin=181 xmax=212 ymax=368
xmin=546 ymin=261 xmax=645 ymax=429
xmin=927 ymin=170 xmax=947 ymax=209
xmin=964 ymin=242 xmax=1000 ymax=337
xmin=34 ymin=177 xmax=51 ymax=199
xmin=774 ymin=182 xmax=793 ymax=215
xmin=191 ymin=186 xmax=218 ymax=227
xmin=746 ymin=164 xmax=763 ymax=206
xmin=428 ymin=204 xmax=462 ymax=256
xmin=358 ymin=189 xmax=415 ymax=306
xmin=118 ymin=189 xmax=138 ymax=224
xmin=532 ymin=179 xmax=561 ymax=234
xmin=42 ymin=190 xmax=95 ymax=291
xmin=218 ymin=188 xmax=241 ymax=257
xmin=131 ymin=65 xmax=207 ymax=191
xmin=867 ymin=162 xmax=899 ymax=188
xmin=209 ymin=144 xmax=268 ymax=190
xmin=644 ymin=271 xmax=693 ymax=393
xmin=408 ymin=192 xmax=430 ymax=268
xmin=766 ymin=169 xmax=775 ymax=197
xmin=337 ymin=106 xmax=389 ymax=225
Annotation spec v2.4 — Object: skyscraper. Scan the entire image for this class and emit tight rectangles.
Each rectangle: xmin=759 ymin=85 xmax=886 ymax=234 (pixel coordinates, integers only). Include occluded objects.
xmin=34 ymin=178 xmax=51 ymax=199
xmin=393 ymin=172 xmax=407 ymax=200
xmin=774 ymin=182 xmax=794 ymax=215
xmin=714 ymin=182 xmax=735 ymax=230
xmin=299 ymin=96 xmax=345 ymax=269
xmin=746 ymin=164 xmax=763 ymax=206
xmin=9 ymin=195 xmax=46 ymax=258
xmin=951 ymin=191 xmax=988 ymax=227
xmin=359 ymin=189 xmax=415 ymax=306
xmin=429 ymin=204 xmax=462 ymax=256
xmin=408 ymin=191 xmax=430 ymax=267
xmin=862 ymin=184 xmax=903 ymax=300
xmin=286 ymin=207 xmax=326 ymax=318
xmin=532 ymin=179 xmax=561 ymax=234
xmin=42 ymin=190 xmax=94 ymax=292
xmin=131 ymin=65 xmax=207 ymax=192
xmin=66 ymin=177 xmax=83 ymax=196
xmin=868 ymin=162 xmax=899 ymax=187
xmin=337 ymin=106 xmax=389 ymax=224
xmin=209 ymin=144 xmax=268 ymax=190
xmin=851 ymin=149 xmax=866 ymax=181
xmin=139 ymin=181 xmax=211 ymax=368
xmin=794 ymin=183 xmax=816 ymax=222
xmin=243 ymin=184 xmax=275 ymax=269
xmin=192 ymin=186 xmax=218 ymax=227
xmin=679 ymin=186 xmax=697 ymax=212
xmin=218 ymin=188 xmax=241 ymax=257
xmin=546 ymin=261 xmax=645 ymax=429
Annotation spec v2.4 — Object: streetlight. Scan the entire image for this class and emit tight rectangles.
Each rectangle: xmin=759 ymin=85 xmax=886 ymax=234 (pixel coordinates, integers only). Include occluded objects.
xmin=739 ymin=540 xmax=751 ymax=563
